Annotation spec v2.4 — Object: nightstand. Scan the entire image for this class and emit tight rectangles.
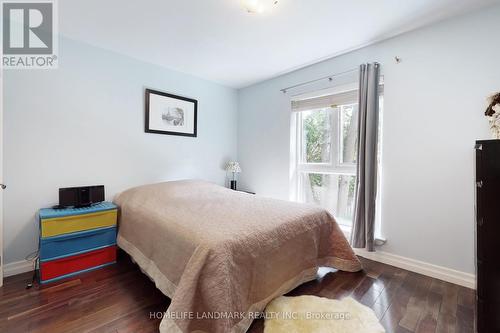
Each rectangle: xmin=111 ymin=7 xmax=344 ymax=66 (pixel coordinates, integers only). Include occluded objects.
xmin=38 ymin=202 xmax=118 ymax=284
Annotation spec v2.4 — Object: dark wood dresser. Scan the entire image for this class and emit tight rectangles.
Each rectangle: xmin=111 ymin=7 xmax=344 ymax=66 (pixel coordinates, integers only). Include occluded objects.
xmin=475 ymin=140 xmax=500 ymax=332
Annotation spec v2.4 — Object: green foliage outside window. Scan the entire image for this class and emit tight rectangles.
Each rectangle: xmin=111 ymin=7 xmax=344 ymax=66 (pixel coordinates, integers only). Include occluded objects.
xmin=303 ymin=110 xmax=329 ymax=187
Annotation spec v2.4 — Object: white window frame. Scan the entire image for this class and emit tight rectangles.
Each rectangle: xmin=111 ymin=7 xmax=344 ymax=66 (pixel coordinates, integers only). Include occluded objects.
xmin=290 ymin=85 xmax=384 ymax=235
xmin=292 ymin=103 xmax=358 ymax=205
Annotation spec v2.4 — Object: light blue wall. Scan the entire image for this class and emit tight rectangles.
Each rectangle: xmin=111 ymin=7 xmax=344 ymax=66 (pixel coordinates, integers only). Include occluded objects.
xmin=237 ymin=5 xmax=500 ymax=274
xmin=4 ymin=5 xmax=500 ymax=275
xmin=3 ymin=37 xmax=238 ymax=264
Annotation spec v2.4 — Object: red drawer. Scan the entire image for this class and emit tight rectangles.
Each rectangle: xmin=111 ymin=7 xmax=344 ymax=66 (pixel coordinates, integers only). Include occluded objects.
xmin=40 ymin=245 xmax=116 ymax=282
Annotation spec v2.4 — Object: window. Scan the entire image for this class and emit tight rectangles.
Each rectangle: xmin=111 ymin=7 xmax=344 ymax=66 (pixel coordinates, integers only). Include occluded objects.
xmin=291 ymin=86 xmax=383 ymax=229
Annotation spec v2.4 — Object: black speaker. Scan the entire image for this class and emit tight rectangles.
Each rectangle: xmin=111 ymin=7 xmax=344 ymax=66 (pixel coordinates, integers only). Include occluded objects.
xmin=58 ymin=185 xmax=105 ymax=208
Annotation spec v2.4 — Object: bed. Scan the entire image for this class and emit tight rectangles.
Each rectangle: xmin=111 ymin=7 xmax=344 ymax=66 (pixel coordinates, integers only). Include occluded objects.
xmin=114 ymin=180 xmax=361 ymax=333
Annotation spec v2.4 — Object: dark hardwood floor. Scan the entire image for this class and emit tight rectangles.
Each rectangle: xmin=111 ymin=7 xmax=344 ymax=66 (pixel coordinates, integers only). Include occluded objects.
xmin=0 ymin=253 xmax=475 ymax=333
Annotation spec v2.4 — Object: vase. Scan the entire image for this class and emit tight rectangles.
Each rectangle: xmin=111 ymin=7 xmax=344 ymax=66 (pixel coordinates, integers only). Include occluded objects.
xmin=491 ymin=128 xmax=500 ymax=140
xmin=490 ymin=119 xmax=500 ymax=139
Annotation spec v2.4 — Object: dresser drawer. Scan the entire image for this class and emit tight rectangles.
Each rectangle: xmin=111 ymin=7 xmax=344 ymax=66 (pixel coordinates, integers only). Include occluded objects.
xmin=40 ymin=226 xmax=117 ymax=261
xmin=41 ymin=209 xmax=117 ymax=238
xmin=40 ymin=245 xmax=117 ymax=283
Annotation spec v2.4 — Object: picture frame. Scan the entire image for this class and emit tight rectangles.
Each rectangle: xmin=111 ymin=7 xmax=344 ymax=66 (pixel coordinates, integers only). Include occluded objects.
xmin=145 ymin=88 xmax=198 ymax=137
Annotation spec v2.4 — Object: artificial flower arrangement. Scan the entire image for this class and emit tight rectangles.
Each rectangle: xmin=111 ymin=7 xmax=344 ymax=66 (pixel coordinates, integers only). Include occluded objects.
xmin=485 ymin=92 xmax=500 ymax=139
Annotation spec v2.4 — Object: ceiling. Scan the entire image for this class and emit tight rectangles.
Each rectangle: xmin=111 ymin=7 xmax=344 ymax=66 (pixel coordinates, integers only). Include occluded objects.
xmin=59 ymin=0 xmax=498 ymax=88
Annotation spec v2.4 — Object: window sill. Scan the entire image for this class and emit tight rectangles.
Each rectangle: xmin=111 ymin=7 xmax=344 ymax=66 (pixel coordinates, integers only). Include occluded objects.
xmin=338 ymin=224 xmax=352 ymax=240
xmin=336 ymin=223 xmax=386 ymax=246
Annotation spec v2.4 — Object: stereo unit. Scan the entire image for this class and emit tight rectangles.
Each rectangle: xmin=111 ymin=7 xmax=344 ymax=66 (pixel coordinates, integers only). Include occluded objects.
xmin=58 ymin=185 xmax=105 ymax=208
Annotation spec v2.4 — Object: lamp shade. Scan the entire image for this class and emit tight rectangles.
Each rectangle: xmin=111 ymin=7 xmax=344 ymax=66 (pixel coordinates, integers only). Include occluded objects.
xmin=225 ymin=161 xmax=242 ymax=173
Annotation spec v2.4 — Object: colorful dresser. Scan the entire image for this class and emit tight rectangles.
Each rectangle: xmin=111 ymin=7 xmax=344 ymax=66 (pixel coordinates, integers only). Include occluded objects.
xmin=38 ymin=202 xmax=118 ymax=284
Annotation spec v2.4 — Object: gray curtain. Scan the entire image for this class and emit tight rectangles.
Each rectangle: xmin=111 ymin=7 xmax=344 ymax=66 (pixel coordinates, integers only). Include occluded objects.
xmin=351 ymin=63 xmax=380 ymax=251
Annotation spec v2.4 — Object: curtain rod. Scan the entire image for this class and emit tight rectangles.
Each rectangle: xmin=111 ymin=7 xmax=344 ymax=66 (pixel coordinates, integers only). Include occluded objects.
xmin=280 ymin=67 xmax=359 ymax=94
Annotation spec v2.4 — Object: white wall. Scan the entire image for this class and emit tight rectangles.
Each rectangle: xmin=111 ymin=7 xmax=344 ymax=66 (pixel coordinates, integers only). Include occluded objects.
xmin=3 ymin=37 xmax=238 ymax=264
xmin=237 ymin=6 xmax=500 ymax=274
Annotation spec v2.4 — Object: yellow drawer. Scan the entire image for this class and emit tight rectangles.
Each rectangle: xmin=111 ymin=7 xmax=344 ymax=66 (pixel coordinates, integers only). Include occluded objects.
xmin=41 ymin=209 xmax=117 ymax=238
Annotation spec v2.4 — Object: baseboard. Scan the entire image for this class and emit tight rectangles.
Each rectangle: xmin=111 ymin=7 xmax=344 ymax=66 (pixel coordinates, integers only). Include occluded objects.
xmin=355 ymin=249 xmax=476 ymax=289
xmin=3 ymin=251 xmax=475 ymax=289
xmin=3 ymin=260 xmax=34 ymax=277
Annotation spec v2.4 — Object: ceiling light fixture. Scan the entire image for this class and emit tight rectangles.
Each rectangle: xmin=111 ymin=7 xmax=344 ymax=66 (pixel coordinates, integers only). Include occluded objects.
xmin=241 ymin=0 xmax=278 ymax=14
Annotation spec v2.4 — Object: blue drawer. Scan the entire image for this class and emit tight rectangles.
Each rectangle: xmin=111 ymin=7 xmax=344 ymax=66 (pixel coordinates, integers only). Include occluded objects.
xmin=40 ymin=226 xmax=117 ymax=261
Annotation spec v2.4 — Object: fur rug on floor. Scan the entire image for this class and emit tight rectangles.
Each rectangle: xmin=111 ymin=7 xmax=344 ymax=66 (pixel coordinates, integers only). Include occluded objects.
xmin=264 ymin=296 xmax=385 ymax=333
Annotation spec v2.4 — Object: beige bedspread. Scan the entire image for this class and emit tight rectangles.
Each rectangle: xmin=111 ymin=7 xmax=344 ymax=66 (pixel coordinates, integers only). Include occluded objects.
xmin=114 ymin=180 xmax=361 ymax=333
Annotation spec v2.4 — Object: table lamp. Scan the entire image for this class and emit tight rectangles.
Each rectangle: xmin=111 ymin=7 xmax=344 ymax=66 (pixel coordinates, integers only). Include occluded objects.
xmin=225 ymin=161 xmax=241 ymax=190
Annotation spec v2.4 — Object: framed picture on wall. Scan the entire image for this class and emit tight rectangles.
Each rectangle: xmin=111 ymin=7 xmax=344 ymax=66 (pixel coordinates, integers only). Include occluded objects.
xmin=145 ymin=89 xmax=198 ymax=137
